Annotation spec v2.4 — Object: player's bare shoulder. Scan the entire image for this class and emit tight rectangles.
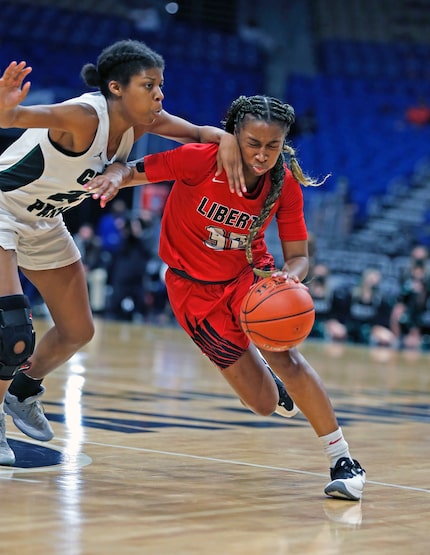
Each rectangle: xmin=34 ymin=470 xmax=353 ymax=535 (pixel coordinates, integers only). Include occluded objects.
xmin=48 ymin=101 xmax=99 ymax=151
xmin=62 ymin=100 xmax=99 ymax=124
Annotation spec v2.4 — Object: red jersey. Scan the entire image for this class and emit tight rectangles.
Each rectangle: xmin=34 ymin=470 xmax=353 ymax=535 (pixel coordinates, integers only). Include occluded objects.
xmin=144 ymin=143 xmax=307 ymax=282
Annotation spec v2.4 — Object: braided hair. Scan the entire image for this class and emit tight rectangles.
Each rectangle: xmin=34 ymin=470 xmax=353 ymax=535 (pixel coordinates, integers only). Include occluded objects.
xmin=222 ymin=95 xmax=328 ymax=277
xmin=80 ymin=39 xmax=165 ymax=98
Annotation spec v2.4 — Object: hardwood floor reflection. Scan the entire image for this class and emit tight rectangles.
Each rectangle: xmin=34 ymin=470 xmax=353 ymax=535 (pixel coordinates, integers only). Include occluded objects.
xmin=1 ymin=317 xmax=429 ymax=555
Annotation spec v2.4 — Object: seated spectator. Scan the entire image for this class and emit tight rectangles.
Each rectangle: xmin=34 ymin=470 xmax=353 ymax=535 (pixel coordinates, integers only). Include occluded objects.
xmin=391 ymin=245 xmax=430 ymax=350
xmin=106 ymin=213 xmax=155 ymax=321
xmin=340 ymin=268 xmax=397 ymax=347
xmin=73 ymin=223 xmax=109 ymax=314
xmin=307 ymin=263 xmax=348 ymax=342
xmin=143 ymin=256 xmax=171 ymax=324
xmin=96 ymin=198 xmax=128 ymax=256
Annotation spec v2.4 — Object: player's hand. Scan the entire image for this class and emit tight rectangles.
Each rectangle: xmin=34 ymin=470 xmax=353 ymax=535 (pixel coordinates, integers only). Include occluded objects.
xmin=216 ymin=133 xmax=246 ymax=196
xmin=83 ymin=163 xmax=131 ymax=208
xmin=0 ymin=61 xmax=32 ymax=114
xmin=84 ymin=174 xmax=120 ymax=208
xmin=272 ymin=270 xmax=301 ymax=284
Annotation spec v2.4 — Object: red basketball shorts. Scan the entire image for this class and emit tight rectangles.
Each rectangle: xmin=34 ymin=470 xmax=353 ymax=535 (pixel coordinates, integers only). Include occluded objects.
xmin=165 ymin=265 xmax=261 ymax=369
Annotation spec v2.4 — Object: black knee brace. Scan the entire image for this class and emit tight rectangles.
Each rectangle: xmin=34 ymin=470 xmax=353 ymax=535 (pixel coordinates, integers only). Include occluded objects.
xmin=0 ymin=294 xmax=35 ymax=380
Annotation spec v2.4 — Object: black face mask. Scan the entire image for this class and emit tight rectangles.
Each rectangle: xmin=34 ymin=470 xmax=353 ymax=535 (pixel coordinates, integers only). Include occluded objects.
xmin=413 ymin=258 xmax=425 ymax=268
xmin=314 ymin=275 xmax=326 ymax=285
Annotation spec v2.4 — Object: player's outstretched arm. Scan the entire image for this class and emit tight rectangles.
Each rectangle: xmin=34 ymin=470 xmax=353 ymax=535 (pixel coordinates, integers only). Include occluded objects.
xmin=84 ymin=161 xmax=149 ymax=208
xmin=142 ymin=111 xmax=245 ymax=196
xmin=0 ymin=61 xmax=32 ymax=127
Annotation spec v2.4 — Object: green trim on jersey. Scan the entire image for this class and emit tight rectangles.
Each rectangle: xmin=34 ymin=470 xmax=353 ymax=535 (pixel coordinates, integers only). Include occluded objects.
xmin=0 ymin=145 xmax=44 ymax=191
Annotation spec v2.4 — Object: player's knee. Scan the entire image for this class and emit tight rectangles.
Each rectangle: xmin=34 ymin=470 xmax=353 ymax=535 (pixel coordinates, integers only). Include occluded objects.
xmin=253 ymin=402 xmax=277 ymax=417
xmin=0 ymin=294 xmax=35 ymax=380
xmin=80 ymin=319 xmax=95 ymax=345
xmin=248 ymin=394 xmax=278 ymax=417
xmin=262 ymin=405 xmax=278 ymax=417
xmin=71 ymin=319 xmax=95 ymax=348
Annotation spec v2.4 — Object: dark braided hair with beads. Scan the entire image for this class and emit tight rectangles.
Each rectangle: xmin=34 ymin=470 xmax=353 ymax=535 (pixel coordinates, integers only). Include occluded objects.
xmin=80 ymin=39 xmax=165 ymax=98
xmin=222 ymin=95 xmax=328 ymax=277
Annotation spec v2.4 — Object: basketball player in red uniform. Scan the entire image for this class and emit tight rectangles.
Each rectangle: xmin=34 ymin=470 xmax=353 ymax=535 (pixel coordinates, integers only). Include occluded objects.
xmin=86 ymin=95 xmax=366 ymax=501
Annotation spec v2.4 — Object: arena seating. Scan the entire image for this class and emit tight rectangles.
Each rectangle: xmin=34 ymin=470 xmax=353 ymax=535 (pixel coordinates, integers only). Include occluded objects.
xmin=2 ymin=0 xmax=430 ymax=253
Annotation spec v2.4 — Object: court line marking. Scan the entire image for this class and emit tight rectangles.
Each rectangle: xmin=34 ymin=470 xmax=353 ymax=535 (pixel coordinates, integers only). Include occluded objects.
xmin=0 ymin=434 xmax=92 ymax=477
xmin=4 ymin=435 xmax=429 ymax=495
xmin=85 ymin=441 xmax=430 ymax=494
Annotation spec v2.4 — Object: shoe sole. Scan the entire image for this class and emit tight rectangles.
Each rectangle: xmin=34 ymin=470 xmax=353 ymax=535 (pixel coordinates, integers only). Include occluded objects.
xmin=0 ymin=454 xmax=16 ymax=466
xmin=324 ymin=480 xmax=362 ymax=501
xmin=275 ymin=405 xmax=300 ymax=418
xmin=4 ymin=410 xmax=54 ymax=442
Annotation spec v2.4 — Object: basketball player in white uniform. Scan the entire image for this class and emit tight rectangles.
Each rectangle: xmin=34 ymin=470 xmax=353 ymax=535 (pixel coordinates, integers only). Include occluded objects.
xmin=0 ymin=39 xmax=243 ymax=465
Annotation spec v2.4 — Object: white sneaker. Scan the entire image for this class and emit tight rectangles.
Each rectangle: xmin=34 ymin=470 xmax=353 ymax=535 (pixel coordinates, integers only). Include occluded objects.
xmin=324 ymin=458 xmax=366 ymax=501
xmin=5 ymin=387 xmax=54 ymax=441
xmin=0 ymin=413 xmax=15 ymax=466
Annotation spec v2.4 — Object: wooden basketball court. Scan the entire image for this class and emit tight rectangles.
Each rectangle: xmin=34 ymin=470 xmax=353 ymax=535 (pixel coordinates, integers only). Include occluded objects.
xmin=1 ymin=317 xmax=429 ymax=554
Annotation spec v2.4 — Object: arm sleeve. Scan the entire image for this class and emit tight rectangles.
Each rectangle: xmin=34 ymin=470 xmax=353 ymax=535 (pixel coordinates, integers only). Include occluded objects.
xmin=276 ymin=172 xmax=308 ymax=241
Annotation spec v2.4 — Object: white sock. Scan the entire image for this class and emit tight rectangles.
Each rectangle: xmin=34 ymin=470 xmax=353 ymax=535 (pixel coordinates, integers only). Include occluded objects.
xmin=0 ymin=401 xmax=4 ymax=414
xmin=319 ymin=427 xmax=352 ymax=468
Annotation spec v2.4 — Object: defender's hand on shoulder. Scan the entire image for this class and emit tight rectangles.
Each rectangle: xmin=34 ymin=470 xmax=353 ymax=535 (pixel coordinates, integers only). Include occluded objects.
xmin=216 ymin=133 xmax=246 ymax=196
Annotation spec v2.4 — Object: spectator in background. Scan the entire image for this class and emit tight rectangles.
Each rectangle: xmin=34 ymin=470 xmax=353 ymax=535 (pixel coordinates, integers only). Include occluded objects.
xmin=391 ymin=245 xmax=430 ymax=350
xmin=73 ymin=223 xmax=109 ymax=314
xmin=340 ymin=268 xmax=397 ymax=347
xmin=130 ymin=179 xmax=172 ymax=324
xmin=96 ymin=198 xmax=128 ymax=257
xmin=399 ymin=245 xmax=429 ymax=282
xmin=307 ymin=263 xmax=348 ymax=342
xmin=143 ymin=255 xmax=171 ymax=324
xmin=106 ymin=212 xmax=154 ymax=321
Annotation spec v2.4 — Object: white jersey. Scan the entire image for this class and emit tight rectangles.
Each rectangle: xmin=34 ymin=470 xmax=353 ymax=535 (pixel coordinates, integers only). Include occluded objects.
xmin=0 ymin=92 xmax=134 ymax=223
xmin=0 ymin=92 xmax=134 ymax=270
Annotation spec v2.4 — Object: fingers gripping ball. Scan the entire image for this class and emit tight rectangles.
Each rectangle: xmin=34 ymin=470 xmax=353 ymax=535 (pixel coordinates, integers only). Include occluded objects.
xmin=239 ymin=277 xmax=315 ymax=351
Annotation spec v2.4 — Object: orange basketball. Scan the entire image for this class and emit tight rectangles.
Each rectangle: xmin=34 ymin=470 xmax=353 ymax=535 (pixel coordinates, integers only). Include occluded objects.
xmin=239 ymin=276 xmax=315 ymax=351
